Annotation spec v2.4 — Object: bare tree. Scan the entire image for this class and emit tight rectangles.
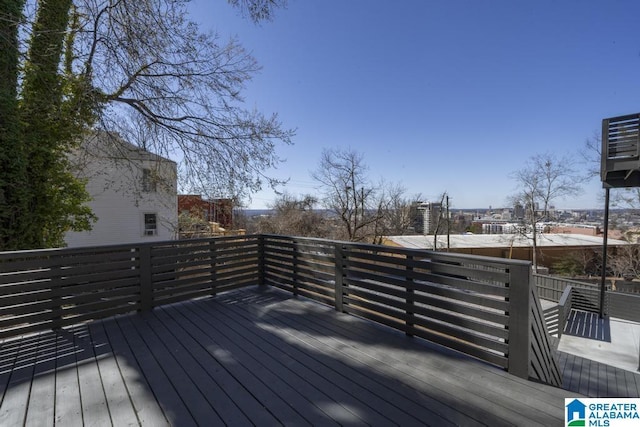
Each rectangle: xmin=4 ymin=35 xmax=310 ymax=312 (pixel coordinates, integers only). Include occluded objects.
xmin=228 ymin=0 xmax=288 ymax=23
xmin=552 ymin=248 xmax=599 ymax=277
xmin=511 ymin=152 xmax=582 ymax=272
xmin=378 ymin=185 xmax=421 ymax=236
xmin=581 ymin=131 xmax=602 ymax=179
xmin=312 ymin=148 xmax=386 ymax=242
xmin=70 ymin=0 xmax=293 ymax=201
xmin=430 ymin=192 xmax=450 ymax=251
xmin=367 ymin=180 xmax=410 ymax=244
xmin=255 ymin=193 xmax=330 ymax=237
xmin=609 ymin=245 xmax=640 ymax=281
xmin=582 ymin=132 xmax=640 ymax=209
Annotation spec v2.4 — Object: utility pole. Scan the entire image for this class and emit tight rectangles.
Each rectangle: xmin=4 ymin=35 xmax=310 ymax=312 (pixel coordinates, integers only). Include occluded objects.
xmin=600 ymin=187 xmax=610 ymax=319
xmin=446 ymin=194 xmax=450 ymax=252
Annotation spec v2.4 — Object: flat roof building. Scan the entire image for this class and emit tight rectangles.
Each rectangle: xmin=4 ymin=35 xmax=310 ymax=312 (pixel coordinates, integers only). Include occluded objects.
xmin=384 ymin=233 xmax=629 ymax=268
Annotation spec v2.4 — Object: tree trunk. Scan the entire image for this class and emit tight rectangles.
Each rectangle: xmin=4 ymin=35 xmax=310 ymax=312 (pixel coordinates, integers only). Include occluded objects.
xmin=19 ymin=0 xmax=75 ymax=248
xmin=0 ymin=0 xmax=28 ymax=250
xmin=532 ymin=228 xmax=538 ymax=273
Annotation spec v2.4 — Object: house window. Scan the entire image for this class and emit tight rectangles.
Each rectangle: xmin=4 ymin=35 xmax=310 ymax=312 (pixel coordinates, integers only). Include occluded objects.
xmin=142 ymin=168 xmax=157 ymax=192
xmin=144 ymin=213 xmax=157 ymax=236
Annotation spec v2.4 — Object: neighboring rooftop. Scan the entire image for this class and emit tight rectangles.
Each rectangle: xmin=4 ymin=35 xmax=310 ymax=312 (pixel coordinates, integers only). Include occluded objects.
xmin=385 ymin=233 xmax=629 ymax=251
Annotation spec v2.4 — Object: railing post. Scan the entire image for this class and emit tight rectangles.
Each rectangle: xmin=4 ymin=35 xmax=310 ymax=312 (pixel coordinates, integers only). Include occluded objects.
xmin=258 ymin=235 xmax=265 ymax=287
xmin=210 ymin=238 xmax=217 ymax=296
xmin=140 ymin=245 xmax=153 ymax=311
xmin=292 ymin=240 xmax=299 ymax=296
xmin=557 ymin=285 xmax=573 ymax=339
xmin=334 ymin=243 xmax=344 ymax=312
xmin=507 ymin=262 xmax=532 ymax=380
xmin=406 ymin=254 xmax=415 ymax=336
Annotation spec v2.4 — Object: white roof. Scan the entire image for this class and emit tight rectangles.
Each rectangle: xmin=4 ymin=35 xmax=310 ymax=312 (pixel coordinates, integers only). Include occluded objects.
xmin=386 ymin=233 xmax=629 ymax=250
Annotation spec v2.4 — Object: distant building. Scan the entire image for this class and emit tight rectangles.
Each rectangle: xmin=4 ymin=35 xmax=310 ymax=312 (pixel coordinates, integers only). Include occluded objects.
xmin=64 ymin=132 xmax=178 ymax=247
xmin=384 ymin=233 xmax=629 ymax=268
xmin=513 ymin=203 xmax=525 ymax=220
xmin=548 ymin=223 xmax=600 ymax=236
xmin=482 ymin=223 xmax=506 ymax=234
xmin=412 ymin=201 xmax=443 ymax=234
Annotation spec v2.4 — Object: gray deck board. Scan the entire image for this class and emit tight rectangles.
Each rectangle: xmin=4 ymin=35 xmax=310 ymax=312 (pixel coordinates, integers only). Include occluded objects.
xmin=74 ymin=327 xmax=110 ymax=427
xmin=223 ymin=292 xmax=561 ymax=426
xmin=54 ymin=330 xmax=83 ymax=427
xmin=151 ymin=307 xmax=276 ymax=426
xmin=1 ymin=285 xmax=625 ymax=426
xmin=114 ymin=314 xmax=199 ymax=426
xmin=99 ymin=316 xmax=169 ymax=426
xmin=166 ymin=298 xmax=333 ymax=425
xmin=557 ymin=350 xmax=640 ymax=397
xmin=0 ymin=334 xmax=35 ymax=426
xmin=125 ymin=312 xmax=226 ymax=425
xmin=187 ymin=298 xmax=435 ymax=426
xmin=180 ymin=295 xmax=415 ymax=426
xmin=162 ymin=304 xmax=313 ymax=426
xmin=208 ymin=292 xmax=471 ymax=426
xmin=24 ymin=332 xmax=56 ymax=427
xmin=138 ymin=309 xmax=254 ymax=426
xmin=87 ymin=322 xmax=139 ymax=427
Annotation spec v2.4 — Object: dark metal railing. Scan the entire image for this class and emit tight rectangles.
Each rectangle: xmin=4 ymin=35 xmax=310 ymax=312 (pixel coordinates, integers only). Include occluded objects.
xmin=0 ymin=235 xmax=561 ymax=386
xmin=260 ymin=235 xmax=560 ymax=386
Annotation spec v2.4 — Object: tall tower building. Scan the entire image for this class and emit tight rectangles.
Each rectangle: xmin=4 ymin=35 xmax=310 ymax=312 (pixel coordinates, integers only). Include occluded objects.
xmin=416 ymin=201 xmax=442 ymax=235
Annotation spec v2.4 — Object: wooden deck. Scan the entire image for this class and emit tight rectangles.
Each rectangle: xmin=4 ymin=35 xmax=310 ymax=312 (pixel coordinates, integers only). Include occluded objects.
xmin=558 ymin=346 xmax=640 ymax=398
xmin=0 ymin=285 xmax=606 ymax=426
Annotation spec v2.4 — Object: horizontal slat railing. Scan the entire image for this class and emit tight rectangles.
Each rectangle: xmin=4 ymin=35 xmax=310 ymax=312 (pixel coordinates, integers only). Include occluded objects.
xmin=149 ymin=236 xmax=260 ymax=307
xmin=0 ymin=244 xmax=142 ymax=338
xmin=341 ymin=244 xmax=512 ymax=369
xmin=1 ymin=234 xmax=560 ymax=386
xmin=262 ymin=235 xmax=337 ymax=305
xmin=0 ymin=236 xmax=261 ymax=339
xmin=261 ymin=235 xmax=561 ymax=386
xmin=533 ymin=274 xmax=604 ymax=303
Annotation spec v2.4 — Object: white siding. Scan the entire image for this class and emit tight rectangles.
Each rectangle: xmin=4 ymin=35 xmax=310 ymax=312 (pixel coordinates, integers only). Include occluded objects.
xmin=64 ymin=134 xmax=177 ymax=247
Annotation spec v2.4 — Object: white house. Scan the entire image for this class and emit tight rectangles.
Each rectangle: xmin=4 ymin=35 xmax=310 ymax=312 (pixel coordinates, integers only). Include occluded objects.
xmin=64 ymin=132 xmax=178 ymax=247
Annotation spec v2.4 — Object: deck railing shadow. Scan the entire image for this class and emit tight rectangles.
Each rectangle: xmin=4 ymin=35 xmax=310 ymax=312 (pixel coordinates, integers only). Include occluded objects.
xmin=2 ymin=290 xmax=558 ymax=425
xmin=186 ymin=286 xmax=559 ymax=424
xmin=164 ymin=289 xmax=505 ymax=425
xmin=0 ymin=234 xmax=561 ymax=387
xmin=0 ymin=322 xmax=175 ymax=425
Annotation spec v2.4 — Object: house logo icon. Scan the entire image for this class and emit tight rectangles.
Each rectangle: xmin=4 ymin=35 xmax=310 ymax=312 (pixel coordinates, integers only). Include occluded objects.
xmin=566 ymin=399 xmax=586 ymax=426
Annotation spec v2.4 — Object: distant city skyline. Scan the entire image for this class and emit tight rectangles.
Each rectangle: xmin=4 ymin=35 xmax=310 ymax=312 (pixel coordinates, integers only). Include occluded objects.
xmin=239 ymin=205 xmax=612 ymax=213
xmin=187 ymin=1 xmax=640 ymax=210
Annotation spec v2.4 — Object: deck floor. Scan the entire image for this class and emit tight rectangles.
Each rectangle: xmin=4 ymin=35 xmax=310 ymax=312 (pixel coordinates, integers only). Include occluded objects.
xmin=558 ymin=351 xmax=640 ymax=398
xmin=0 ymin=285 xmax=606 ymax=426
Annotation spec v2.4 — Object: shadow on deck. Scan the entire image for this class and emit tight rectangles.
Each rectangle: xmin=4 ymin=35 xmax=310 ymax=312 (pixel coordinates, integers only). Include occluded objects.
xmin=0 ymin=286 xmax=613 ymax=426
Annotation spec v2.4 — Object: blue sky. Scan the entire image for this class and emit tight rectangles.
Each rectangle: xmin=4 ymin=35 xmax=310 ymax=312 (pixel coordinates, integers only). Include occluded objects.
xmin=188 ymin=1 xmax=640 ymax=210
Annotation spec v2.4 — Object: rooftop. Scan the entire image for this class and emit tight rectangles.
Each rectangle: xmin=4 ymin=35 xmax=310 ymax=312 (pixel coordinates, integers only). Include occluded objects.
xmin=386 ymin=233 xmax=629 ymax=250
